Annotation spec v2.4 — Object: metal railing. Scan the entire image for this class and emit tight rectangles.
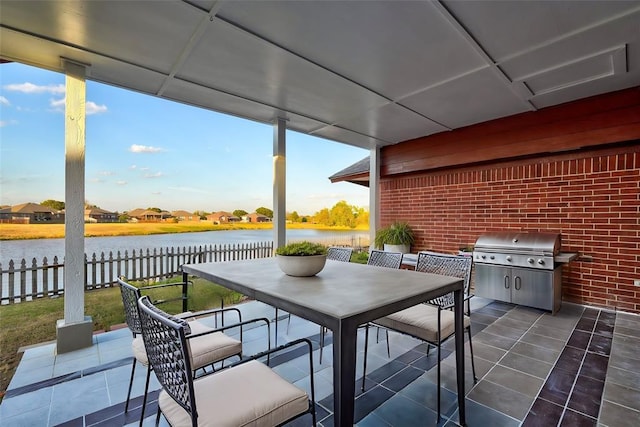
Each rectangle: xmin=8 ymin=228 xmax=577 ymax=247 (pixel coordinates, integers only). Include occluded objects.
xmin=1 ymin=242 xmax=274 ymax=304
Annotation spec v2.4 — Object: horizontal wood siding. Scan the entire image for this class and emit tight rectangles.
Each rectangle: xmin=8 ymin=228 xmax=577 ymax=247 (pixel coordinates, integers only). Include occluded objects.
xmin=382 ymin=87 xmax=640 ymax=176
xmin=379 ymin=88 xmax=640 ymax=314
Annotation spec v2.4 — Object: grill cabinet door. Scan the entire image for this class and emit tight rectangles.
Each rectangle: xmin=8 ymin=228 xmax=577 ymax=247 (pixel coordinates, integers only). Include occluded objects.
xmin=475 ymin=264 xmax=511 ymax=303
xmin=511 ymin=267 xmax=559 ymax=312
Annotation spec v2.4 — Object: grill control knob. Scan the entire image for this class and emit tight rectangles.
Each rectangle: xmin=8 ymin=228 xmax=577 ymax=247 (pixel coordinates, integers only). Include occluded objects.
xmin=506 ymin=256 xmax=512 ymax=262
xmin=481 ymin=255 xmax=486 ymax=259
xmin=490 ymin=255 xmax=495 ymax=260
xmin=538 ymin=259 xmax=545 ymax=265
xmin=527 ymin=258 xmax=534 ymax=264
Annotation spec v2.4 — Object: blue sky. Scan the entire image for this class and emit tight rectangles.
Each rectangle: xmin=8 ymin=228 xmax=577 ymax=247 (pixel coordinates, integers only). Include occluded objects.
xmin=0 ymin=62 xmax=369 ymax=216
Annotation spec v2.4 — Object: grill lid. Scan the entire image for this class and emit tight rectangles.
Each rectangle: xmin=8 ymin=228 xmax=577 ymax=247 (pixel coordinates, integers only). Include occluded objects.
xmin=474 ymin=232 xmax=561 ymax=256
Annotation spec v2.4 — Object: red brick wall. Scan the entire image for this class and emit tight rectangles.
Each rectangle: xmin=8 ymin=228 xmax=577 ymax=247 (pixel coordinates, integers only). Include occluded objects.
xmin=380 ymin=142 xmax=640 ymax=313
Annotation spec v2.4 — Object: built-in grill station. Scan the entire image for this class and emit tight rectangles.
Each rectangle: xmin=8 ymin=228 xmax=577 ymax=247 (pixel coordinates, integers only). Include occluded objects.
xmin=473 ymin=232 xmax=577 ymax=314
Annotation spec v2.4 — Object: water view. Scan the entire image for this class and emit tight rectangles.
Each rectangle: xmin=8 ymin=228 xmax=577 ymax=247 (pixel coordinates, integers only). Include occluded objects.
xmin=0 ymin=229 xmax=370 ymax=264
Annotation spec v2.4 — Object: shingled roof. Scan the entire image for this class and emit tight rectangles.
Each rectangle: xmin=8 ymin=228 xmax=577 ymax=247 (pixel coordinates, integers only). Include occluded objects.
xmin=328 ymin=157 xmax=370 ymax=187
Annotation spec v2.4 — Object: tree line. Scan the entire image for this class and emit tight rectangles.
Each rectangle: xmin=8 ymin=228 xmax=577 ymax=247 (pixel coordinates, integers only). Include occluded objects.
xmin=40 ymin=200 xmax=368 ymax=229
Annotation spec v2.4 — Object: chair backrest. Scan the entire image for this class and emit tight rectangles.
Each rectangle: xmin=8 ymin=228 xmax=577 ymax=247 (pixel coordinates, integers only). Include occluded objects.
xmin=415 ymin=252 xmax=472 ymax=306
xmin=138 ymin=295 xmax=197 ymax=425
xmin=327 ymin=247 xmax=353 ymax=262
xmin=367 ymin=249 xmax=403 ymax=269
xmin=118 ymin=278 xmax=143 ymax=335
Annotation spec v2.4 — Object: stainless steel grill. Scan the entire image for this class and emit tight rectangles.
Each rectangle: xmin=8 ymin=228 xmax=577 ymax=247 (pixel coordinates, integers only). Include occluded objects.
xmin=473 ymin=232 xmax=561 ymax=270
xmin=473 ymin=232 xmax=572 ymax=314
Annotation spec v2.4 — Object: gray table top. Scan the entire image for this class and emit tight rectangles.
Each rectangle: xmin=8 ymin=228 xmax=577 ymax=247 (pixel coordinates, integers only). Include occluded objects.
xmin=183 ymin=257 xmax=463 ymax=329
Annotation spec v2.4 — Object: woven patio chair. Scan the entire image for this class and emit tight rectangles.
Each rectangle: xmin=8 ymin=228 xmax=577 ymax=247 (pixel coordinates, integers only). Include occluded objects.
xmin=363 ymin=251 xmax=477 ymax=420
xmin=137 ymin=295 xmax=317 ymax=427
xmin=118 ymin=278 xmax=270 ymax=425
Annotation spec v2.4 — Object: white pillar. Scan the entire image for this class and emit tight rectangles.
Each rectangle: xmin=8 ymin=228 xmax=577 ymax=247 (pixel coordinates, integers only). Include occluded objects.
xmin=369 ymin=146 xmax=381 ymax=247
xmin=57 ymin=59 xmax=92 ymax=353
xmin=273 ymin=117 xmax=287 ymax=249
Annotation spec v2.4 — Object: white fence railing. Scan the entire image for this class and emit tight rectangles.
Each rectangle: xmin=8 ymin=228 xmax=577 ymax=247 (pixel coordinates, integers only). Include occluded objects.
xmin=1 ymin=242 xmax=274 ymax=304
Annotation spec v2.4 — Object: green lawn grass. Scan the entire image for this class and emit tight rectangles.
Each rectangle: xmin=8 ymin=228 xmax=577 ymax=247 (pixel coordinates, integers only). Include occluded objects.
xmin=0 ymin=277 xmax=243 ymax=398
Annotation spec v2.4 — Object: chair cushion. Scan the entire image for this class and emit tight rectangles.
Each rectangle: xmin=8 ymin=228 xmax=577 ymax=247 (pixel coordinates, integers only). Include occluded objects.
xmin=187 ymin=320 xmax=242 ymax=369
xmin=132 ymin=317 xmax=242 ymax=370
xmin=159 ymin=360 xmax=309 ymax=427
xmin=374 ymin=304 xmax=470 ymax=343
xmin=132 ymin=335 xmax=148 ymax=365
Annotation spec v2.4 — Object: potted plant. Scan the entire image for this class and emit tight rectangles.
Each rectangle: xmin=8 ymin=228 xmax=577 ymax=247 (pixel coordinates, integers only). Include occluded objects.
xmin=374 ymin=221 xmax=415 ymax=254
xmin=275 ymin=241 xmax=328 ymax=276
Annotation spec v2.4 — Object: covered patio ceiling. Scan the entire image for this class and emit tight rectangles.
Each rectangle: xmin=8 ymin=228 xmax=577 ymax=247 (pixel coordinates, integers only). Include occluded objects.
xmin=2 ymin=1 xmax=639 ymax=149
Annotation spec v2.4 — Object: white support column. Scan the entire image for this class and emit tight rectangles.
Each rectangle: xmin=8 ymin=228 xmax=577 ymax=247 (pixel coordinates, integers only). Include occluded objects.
xmin=57 ymin=59 xmax=93 ymax=354
xmin=273 ymin=117 xmax=287 ymax=250
xmin=369 ymin=146 xmax=381 ymax=248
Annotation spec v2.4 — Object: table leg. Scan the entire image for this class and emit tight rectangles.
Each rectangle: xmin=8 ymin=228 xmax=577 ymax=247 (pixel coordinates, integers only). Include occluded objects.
xmin=455 ymin=288 xmax=466 ymax=426
xmin=333 ymin=322 xmax=358 ymax=426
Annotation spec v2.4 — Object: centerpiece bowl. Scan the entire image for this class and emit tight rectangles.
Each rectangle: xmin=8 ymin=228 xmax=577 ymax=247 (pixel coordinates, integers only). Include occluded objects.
xmin=275 ymin=241 xmax=328 ymax=277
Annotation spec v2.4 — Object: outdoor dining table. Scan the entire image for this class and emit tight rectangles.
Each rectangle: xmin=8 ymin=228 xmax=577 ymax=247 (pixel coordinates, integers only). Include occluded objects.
xmin=182 ymin=257 xmax=466 ymax=426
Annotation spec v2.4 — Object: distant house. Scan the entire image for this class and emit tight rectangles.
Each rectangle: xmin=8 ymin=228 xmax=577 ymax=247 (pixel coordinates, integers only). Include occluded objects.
xmin=141 ymin=210 xmax=168 ymax=222
xmin=84 ymin=207 xmax=118 ymax=223
xmin=0 ymin=202 xmax=64 ymax=224
xmin=126 ymin=208 xmax=145 ymax=222
xmin=127 ymin=208 xmax=171 ymax=222
xmin=243 ymin=212 xmax=271 ymax=223
xmin=206 ymin=211 xmax=240 ymax=224
xmin=171 ymin=210 xmax=197 ymax=221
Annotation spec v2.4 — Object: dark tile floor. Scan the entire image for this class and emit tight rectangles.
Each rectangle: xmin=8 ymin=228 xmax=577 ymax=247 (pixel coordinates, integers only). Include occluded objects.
xmin=1 ymin=298 xmax=639 ymax=426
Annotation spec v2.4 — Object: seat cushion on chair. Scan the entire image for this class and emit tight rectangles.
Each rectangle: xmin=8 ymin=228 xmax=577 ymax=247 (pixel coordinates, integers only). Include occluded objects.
xmin=374 ymin=304 xmax=470 ymax=343
xmin=159 ymin=359 xmax=309 ymax=427
xmin=187 ymin=320 xmax=242 ymax=370
xmin=131 ymin=335 xmax=148 ymax=365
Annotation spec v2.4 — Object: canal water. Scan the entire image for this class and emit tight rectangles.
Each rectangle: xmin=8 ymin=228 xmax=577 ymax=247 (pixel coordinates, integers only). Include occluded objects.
xmin=0 ymin=229 xmax=370 ymax=264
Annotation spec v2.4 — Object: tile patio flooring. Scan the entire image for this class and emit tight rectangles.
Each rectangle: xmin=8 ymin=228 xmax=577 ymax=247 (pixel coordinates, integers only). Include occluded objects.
xmin=1 ymin=297 xmax=640 ymax=426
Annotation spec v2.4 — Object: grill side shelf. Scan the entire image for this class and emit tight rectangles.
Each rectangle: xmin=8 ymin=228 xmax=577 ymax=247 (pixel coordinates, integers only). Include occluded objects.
xmin=555 ymin=252 xmax=579 ymax=263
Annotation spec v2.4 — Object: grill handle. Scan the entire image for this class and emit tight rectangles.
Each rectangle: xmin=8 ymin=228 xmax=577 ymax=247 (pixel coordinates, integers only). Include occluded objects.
xmin=514 ymin=276 xmax=522 ymax=291
xmin=504 ymin=275 xmax=510 ymax=289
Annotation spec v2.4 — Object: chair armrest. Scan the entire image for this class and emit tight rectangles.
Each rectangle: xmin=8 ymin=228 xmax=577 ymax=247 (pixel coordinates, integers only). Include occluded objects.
xmin=185 ymin=317 xmax=271 ymax=340
xmin=139 ymin=280 xmax=192 ymax=291
xmin=227 ymin=338 xmax=314 ymax=379
xmin=140 ymin=281 xmax=193 ymax=309
xmin=180 ymin=307 xmax=242 ymax=323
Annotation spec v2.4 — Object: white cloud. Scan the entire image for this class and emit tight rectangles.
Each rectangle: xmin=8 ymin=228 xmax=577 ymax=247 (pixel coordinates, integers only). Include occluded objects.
xmin=49 ymin=97 xmax=107 ymax=115
xmin=0 ymin=96 xmax=10 ymax=106
xmin=144 ymin=172 xmax=164 ymax=178
xmin=129 ymin=144 xmax=165 ymax=153
xmin=4 ymin=82 xmax=65 ymax=94
xmin=116 ymin=180 xmax=128 ymax=185
xmin=0 ymin=120 xmax=17 ymax=127
xmin=99 ymin=171 xmax=116 ymax=176
xmin=86 ymin=101 xmax=108 ymax=115
xmin=50 ymin=98 xmax=65 ymax=112
xmin=129 ymin=165 xmax=137 ymax=170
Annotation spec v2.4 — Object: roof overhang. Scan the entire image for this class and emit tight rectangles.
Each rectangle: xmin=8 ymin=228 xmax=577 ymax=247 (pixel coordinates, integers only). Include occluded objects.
xmin=2 ymin=1 xmax=639 ymax=150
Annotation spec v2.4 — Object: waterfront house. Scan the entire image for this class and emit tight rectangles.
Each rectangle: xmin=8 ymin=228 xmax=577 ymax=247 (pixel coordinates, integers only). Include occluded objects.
xmin=0 ymin=202 xmax=64 ymax=224
xmin=171 ymin=210 xmax=197 ymax=221
xmin=126 ymin=208 xmax=171 ymax=222
xmin=207 ymin=211 xmax=241 ymax=224
xmin=84 ymin=207 xmax=118 ymax=223
xmin=243 ymin=212 xmax=271 ymax=223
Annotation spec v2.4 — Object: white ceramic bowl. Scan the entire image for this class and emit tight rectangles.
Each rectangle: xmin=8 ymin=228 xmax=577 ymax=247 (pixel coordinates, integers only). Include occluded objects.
xmin=276 ymin=254 xmax=327 ymax=277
